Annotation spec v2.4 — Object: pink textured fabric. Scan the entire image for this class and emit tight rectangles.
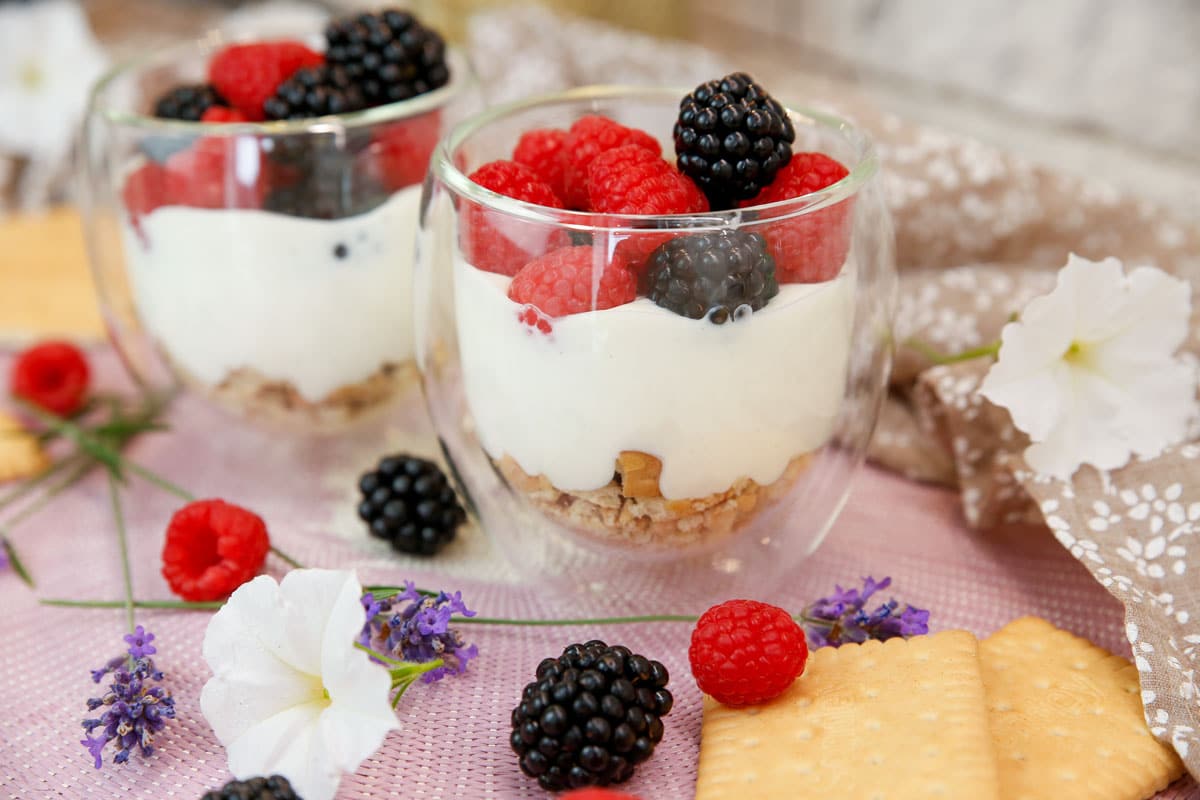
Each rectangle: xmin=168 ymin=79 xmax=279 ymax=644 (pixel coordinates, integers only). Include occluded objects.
xmin=0 ymin=348 xmax=1195 ymax=799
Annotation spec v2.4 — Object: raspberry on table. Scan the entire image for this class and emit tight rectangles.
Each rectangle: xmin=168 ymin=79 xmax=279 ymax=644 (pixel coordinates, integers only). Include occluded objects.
xmin=152 ymin=83 xmax=226 ymax=121
xmin=161 ymin=499 xmax=270 ymax=602
xmin=741 ymin=152 xmax=853 ymax=283
xmin=9 ymin=341 xmax=90 ymax=416
xmin=642 ymin=230 xmax=778 ymax=323
xmin=208 ymin=40 xmax=323 ymax=121
xmin=561 ymin=789 xmax=645 ymax=800
xmin=562 ymin=115 xmax=661 ymax=209
xmin=511 ymin=640 xmax=673 ymax=792
xmin=508 ymin=246 xmax=637 ymax=324
xmin=513 ymin=127 xmax=568 ymax=201
xmin=462 ymin=160 xmax=565 ymax=276
xmin=688 ymin=598 xmax=808 ymax=706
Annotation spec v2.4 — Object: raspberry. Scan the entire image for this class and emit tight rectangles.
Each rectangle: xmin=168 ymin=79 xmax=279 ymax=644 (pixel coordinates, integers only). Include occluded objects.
xmin=364 ymin=110 xmax=442 ymax=191
xmin=741 ymin=152 xmax=852 ymax=283
xmin=688 ymin=599 xmax=808 ymax=706
xmin=161 ymin=499 xmax=271 ymax=601
xmin=122 ymin=162 xmax=170 ymax=230
xmin=462 ymin=160 xmax=565 ymax=276
xmin=200 ymin=106 xmax=250 ymax=123
xmin=562 ymin=115 xmax=661 ymax=209
xmin=513 ymin=128 xmax=568 ymax=201
xmin=9 ymin=341 xmax=90 ymax=416
xmin=561 ymin=790 xmax=644 ymax=800
xmin=508 ymin=246 xmax=637 ymax=326
xmin=208 ymin=41 xmax=323 ymax=121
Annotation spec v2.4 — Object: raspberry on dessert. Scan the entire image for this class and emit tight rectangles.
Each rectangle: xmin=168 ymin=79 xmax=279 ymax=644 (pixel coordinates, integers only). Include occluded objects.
xmin=674 ymin=72 xmax=796 ymax=209
xmin=122 ymin=162 xmax=169 ymax=230
xmin=364 ymin=110 xmax=442 ymax=191
xmin=152 ymin=83 xmax=226 ymax=121
xmin=688 ymin=598 xmax=808 ymax=706
xmin=513 ymin=128 xmax=568 ymax=201
xmin=200 ymin=106 xmax=250 ymax=123
xmin=508 ymin=246 xmax=637 ymax=322
xmin=200 ymin=775 xmax=300 ymax=800
xmin=325 ymin=9 xmax=449 ymax=106
xmin=462 ymin=160 xmax=566 ymax=276
xmin=263 ymin=65 xmax=368 ymax=120
xmin=357 ymin=454 xmax=467 ymax=556
xmin=161 ymin=499 xmax=270 ymax=602
xmin=586 ymin=145 xmax=708 ymax=216
xmin=562 ymin=115 xmax=661 ymax=209
xmin=642 ymin=230 xmax=779 ymax=323
xmin=162 ymin=136 xmax=265 ymax=210
xmin=741 ymin=152 xmax=853 ymax=283
xmin=208 ymin=40 xmax=323 ymax=121
xmin=511 ymin=640 xmax=673 ymax=792
xmin=10 ymin=341 xmax=90 ymax=416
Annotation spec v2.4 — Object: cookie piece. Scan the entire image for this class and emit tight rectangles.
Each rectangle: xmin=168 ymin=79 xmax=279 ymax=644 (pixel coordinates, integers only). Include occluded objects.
xmin=695 ymin=630 xmax=1000 ymax=800
xmin=980 ymin=616 xmax=1184 ymax=800
xmin=0 ymin=411 xmax=50 ymax=482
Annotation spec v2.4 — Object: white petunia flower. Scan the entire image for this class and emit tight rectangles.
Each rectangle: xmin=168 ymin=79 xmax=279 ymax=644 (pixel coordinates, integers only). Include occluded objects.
xmin=0 ymin=0 xmax=108 ymax=161
xmin=200 ymin=569 xmax=399 ymax=800
xmin=980 ymin=254 xmax=1196 ymax=480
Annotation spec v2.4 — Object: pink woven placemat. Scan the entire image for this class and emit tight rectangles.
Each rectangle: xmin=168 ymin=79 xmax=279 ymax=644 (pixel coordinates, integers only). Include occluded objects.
xmin=1 ymin=348 xmax=1195 ymax=799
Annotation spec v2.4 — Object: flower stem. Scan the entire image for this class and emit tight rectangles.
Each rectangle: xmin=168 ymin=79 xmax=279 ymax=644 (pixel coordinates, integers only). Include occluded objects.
xmin=2 ymin=537 xmax=33 ymax=587
xmin=107 ymin=473 xmax=136 ymax=633
xmin=0 ymin=456 xmax=96 ymax=588
xmin=40 ymin=598 xmax=223 ymax=610
xmin=904 ymin=337 xmax=1001 ymax=366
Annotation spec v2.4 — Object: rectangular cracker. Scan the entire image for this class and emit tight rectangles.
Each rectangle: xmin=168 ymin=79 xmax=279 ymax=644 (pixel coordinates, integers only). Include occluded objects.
xmin=980 ymin=616 xmax=1184 ymax=800
xmin=695 ymin=630 xmax=1000 ymax=800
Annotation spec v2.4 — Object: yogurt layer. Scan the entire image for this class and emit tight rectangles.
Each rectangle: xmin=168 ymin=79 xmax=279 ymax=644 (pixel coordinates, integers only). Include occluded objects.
xmin=455 ymin=256 xmax=856 ymax=500
xmin=121 ymin=184 xmax=421 ymax=401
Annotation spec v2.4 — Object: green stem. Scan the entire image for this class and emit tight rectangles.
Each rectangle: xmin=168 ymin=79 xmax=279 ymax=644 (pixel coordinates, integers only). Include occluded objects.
xmin=269 ymin=546 xmax=303 ymax=569
xmin=40 ymin=598 xmax=223 ymax=610
xmin=0 ymin=456 xmax=97 ymax=588
xmin=2 ymin=537 xmax=34 ymax=587
xmin=904 ymin=337 xmax=1001 ymax=366
xmin=107 ymin=473 xmax=136 ymax=633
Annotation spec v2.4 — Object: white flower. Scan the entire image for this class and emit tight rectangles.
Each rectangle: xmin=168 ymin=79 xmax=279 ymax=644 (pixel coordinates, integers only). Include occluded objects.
xmin=0 ymin=0 xmax=108 ymax=160
xmin=980 ymin=254 xmax=1196 ymax=479
xmin=200 ymin=569 xmax=399 ymax=800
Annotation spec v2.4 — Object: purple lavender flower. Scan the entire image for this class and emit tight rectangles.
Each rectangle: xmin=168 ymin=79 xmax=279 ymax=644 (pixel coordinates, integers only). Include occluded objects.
xmin=360 ymin=582 xmax=478 ymax=682
xmin=801 ymin=576 xmax=930 ymax=648
xmin=80 ymin=628 xmax=175 ymax=768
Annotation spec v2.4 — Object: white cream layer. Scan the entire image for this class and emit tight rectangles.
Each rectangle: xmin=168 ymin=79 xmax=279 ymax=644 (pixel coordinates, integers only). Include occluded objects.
xmin=121 ymin=185 xmax=421 ymax=401
xmin=455 ymin=256 xmax=855 ymax=500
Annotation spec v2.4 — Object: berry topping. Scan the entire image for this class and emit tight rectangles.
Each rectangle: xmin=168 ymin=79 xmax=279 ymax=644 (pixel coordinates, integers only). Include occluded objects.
xmin=741 ymin=152 xmax=853 ymax=283
xmin=561 ymin=790 xmax=644 ymax=800
xmin=511 ymin=640 xmax=673 ymax=792
xmin=200 ymin=775 xmax=301 ymax=800
xmin=357 ymin=454 xmax=467 ymax=556
xmin=9 ymin=341 xmax=90 ymax=416
xmin=324 ymin=9 xmax=449 ymax=106
xmin=688 ymin=599 xmax=808 ymax=706
xmin=208 ymin=40 xmax=324 ymax=121
xmin=513 ymin=127 xmax=568 ymax=201
xmin=152 ymin=84 xmax=226 ymax=121
xmin=462 ymin=160 xmax=566 ymax=276
xmin=364 ymin=110 xmax=442 ymax=191
xmin=161 ymin=500 xmax=270 ymax=602
xmin=642 ymin=230 xmax=778 ymax=323
xmin=586 ymin=144 xmax=708 ymax=216
xmin=562 ymin=115 xmax=661 ymax=209
xmin=508 ymin=246 xmax=637 ymax=325
xmin=674 ymin=72 xmax=795 ymax=209
xmin=199 ymin=106 xmax=250 ymax=123
xmin=263 ymin=65 xmax=368 ymax=120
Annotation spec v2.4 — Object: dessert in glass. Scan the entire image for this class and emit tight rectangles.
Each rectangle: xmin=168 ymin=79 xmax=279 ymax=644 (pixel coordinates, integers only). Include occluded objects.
xmin=80 ymin=10 xmax=478 ymax=430
xmin=416 ymin=74 xmax=896 ymax=606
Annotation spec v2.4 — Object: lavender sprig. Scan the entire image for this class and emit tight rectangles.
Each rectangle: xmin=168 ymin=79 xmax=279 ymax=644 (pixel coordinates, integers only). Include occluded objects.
xmin=799 ymin=576 xmax=930 ymax=648
xmin=358 ymin=581 xmax=478 ymax=684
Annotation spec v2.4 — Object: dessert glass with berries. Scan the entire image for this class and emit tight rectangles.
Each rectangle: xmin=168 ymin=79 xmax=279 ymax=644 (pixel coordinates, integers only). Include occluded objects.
xmin=415 ymin=76 xmax=896 ymax=607
xmin=80 ymin=10 xmax=479 ymax=430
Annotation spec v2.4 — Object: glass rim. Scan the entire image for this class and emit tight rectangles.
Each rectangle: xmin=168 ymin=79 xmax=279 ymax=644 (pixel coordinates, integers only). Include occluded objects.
xmin=86 ymin=29 xmax=472 ymax=136
xmin=431 ymin=84 xmax=878 ymax=230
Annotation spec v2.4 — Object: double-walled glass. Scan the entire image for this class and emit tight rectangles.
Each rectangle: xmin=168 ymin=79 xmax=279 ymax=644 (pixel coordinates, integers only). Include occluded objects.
xmin=416 ymin=87 xmax=895 ymax=607
xmin=80 ymin=31 xmax=478 ymax=431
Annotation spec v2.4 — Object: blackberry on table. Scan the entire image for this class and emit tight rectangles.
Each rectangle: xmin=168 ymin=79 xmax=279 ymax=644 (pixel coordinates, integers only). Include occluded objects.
xmin=152 ymin=83 xmax=226 ymax=121
xmin=511 ymin=640 xmax=673 ymax=792
xmin=673 ymin=72 xmax=795 ymax=209
xmin=643 ymin=230 xmax=779 ymax=323
xmin=325 ymin=9 xmax=449 ymax=106
xmin=263 ymin=65 xmax=367 ymax=120
xmin=357 ymin=454 xmax=466 ymax=556
xmin=200 ymin=774 xmax=301 ymax=800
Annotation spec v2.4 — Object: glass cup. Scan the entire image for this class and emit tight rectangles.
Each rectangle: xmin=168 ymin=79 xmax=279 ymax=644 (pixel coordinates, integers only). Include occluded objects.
xmin=80 ymin=29 xmax=478 ymax=431
xmin=415 ymin=87 xmax=896 ymax=609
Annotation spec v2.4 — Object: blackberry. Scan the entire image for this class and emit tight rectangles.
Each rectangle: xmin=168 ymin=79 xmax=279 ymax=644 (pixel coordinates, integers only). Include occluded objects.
xmin=673 ymin=72 xmax=795 ymax=209
xmin=200 ymin=775 xmax=301 ymax=800
xmin=325 ymin=9 xmax=449 ymax=106
xmin=262 ymin=132 xmax=387 ymax=220
xmin=152 ymin=83 xmax=226 ymax=121
xmin=643 ymin=230 xmax=779 ymax=323
xmin=511 ymin=640 xmax=673 ymax=792
xmin=263 ymin=65 xmax=367 ymax=121
xmin=357 ymin=454 xmax=466 ymax=556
